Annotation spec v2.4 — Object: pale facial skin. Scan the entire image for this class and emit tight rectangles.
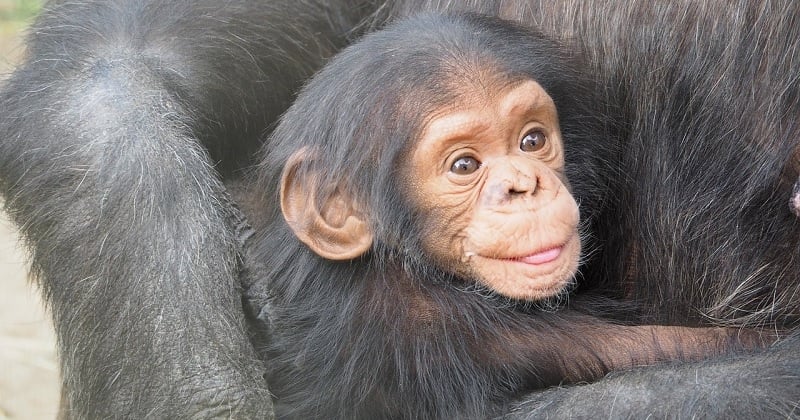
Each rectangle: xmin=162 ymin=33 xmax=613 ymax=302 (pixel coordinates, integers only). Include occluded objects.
xmin=408 ymin=79 xmax=581 ymax=301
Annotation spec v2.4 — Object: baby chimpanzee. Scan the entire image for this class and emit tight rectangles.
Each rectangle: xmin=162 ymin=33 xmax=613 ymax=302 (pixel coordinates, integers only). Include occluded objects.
xmin=243 ymin=12 xmax=772 ymax=419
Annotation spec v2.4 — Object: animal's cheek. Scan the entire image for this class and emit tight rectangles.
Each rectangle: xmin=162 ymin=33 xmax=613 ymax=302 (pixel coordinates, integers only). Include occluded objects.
xmin=414 ymin=202 xmax=474 ymax=266
xmin=414 ymin=183 xmax=484 ymax=259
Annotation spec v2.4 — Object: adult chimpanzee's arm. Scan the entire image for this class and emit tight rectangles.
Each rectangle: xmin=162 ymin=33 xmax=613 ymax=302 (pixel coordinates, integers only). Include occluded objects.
xmin=502 ymin=332 xmax=800 ymax=419
xmin=0 ymin=0 xmax=371 ymax=417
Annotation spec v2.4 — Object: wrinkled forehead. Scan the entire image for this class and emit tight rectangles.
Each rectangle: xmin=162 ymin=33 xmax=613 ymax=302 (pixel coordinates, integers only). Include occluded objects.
xmin=415 ymin=78 xmax=558 ymax=146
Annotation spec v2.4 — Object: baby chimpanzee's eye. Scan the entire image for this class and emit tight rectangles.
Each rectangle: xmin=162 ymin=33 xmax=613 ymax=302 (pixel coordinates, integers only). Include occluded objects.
xmin=450 ymin=156 xmax=480 ymax=175
xmin=520 ymin=129 xmax=546 ymax=152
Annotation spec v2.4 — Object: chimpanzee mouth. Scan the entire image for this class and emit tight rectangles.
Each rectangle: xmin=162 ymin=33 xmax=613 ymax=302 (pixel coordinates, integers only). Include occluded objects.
xmin=513 ymin=246 xmax=563 ymax=265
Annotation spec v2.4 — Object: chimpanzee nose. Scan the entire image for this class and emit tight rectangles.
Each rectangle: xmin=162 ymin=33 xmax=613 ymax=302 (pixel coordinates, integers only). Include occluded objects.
xmin=503 ymin=157 xmax=542 ymax=198
xmin=508 ymin=172 xmax=538 ymax=196
xmin=482 ymin=159 xmax=559 ymax=208
xmin=481 ymin=171 xmax=538 ymax=207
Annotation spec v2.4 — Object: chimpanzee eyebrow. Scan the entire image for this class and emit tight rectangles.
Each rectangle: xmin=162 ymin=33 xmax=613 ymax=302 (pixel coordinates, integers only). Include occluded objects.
xmin=499 ymin=81 xmax=557 ymax=121
xmin=420 ymin=112 xmax=492 ymax=149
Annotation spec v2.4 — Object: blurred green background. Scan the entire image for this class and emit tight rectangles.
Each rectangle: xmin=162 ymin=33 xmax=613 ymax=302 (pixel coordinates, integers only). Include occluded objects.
xmin=0 ymin=0 xmax=41 ymax=72
xmin=0 ymin=0 xmax=40 ymax=22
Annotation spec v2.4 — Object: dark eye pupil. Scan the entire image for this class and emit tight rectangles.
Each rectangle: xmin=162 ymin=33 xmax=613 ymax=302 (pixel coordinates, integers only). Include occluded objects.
xmin=451 ymin=157 xmax=479 ymax=174
xmin=521 ymin=130 xmax=546 ymax=151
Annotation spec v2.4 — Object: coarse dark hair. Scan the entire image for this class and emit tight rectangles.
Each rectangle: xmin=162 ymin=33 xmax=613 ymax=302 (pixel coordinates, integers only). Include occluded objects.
xmin=258 ymin=12 xmax=612 ymax=274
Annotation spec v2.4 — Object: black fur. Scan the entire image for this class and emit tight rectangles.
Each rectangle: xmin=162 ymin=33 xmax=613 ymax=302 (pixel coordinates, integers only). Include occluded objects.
xmin=386 ymin=0 xmax=800 ymax=329
xmin=243 ymin=13 xmax=623 ymax=419
xmin=0 ymin=0 xmax=370 ymax=417
xmin=0 ymin=0 xmax=798 ymax=418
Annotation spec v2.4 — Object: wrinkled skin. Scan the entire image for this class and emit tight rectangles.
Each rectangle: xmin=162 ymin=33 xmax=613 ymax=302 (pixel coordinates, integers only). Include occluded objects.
xmin=409 ymin=80 xmax=581 ymax=300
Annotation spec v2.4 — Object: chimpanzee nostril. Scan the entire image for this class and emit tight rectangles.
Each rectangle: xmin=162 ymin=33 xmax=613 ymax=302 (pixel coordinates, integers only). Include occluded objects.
xmin=510 ymin=174 xmax=538 ymax=197
xmin=509 ymin=187 xmax=530 ymax=196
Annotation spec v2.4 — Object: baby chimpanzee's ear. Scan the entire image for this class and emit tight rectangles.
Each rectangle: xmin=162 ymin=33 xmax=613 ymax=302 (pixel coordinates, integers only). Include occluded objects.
xmin=280 ymin=149 xmax=373 ymax=260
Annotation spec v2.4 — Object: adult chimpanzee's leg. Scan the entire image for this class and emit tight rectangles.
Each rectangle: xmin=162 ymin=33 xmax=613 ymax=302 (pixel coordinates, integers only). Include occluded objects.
xmin=0 ymin=0 xmax=370 ymax=417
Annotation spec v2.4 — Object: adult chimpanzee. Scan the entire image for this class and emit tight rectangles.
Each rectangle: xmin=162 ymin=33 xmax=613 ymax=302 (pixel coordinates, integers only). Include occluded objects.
xmin=0 ymin=0 xmax=798 ymax=419
xmin=241 ymin=12 xmax=775 ymax=418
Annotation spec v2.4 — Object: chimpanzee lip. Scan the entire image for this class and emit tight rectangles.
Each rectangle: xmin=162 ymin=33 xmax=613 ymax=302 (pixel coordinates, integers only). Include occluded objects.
xmin=512 ymin=246 xmax=563 ymax=265
xmin=477 ymin=238 xmax=572 ymax=265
